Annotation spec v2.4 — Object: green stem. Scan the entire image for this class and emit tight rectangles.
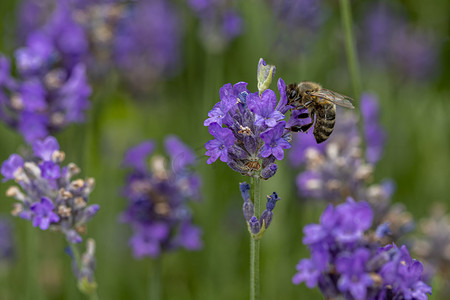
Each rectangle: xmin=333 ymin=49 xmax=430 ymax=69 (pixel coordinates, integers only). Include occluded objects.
xmin=339 ymin=0 xmax=362 ymax=98
xmin=150 ymin=258 xmax=162 ymax=300
xmin=26 ymin=225 xmax=39 ymax=300
xmin=250 ymin=177 xmax=261 ymax=300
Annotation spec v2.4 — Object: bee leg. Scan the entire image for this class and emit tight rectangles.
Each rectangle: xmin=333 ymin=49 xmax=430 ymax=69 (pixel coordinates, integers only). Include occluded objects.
xmin=287 ymin=122 xmax=313 ymax=133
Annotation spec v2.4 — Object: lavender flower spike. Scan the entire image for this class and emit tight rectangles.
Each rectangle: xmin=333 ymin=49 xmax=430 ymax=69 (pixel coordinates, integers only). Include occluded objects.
xmin=2 ymin=136 xmax=99 ymax=243
xmin=293 ymin=199 xmax=431 ymax=299
xmin=121 ymin=136 xmax=202 ymax=258
xmin=204 ymin=59 xmax=302 ymax=180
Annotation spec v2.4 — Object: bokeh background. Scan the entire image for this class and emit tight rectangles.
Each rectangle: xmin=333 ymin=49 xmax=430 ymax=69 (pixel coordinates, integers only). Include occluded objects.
xmin=0 ymin=0 xmax=449 ymax=299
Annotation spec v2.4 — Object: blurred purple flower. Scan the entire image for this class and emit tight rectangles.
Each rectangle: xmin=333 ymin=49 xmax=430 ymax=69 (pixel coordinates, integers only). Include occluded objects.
xmin=31 ymin=197 xmax=60 ymax=230
xmin=187 ymin=0 xmax=243 ymax=52
xmin=0 ymin=9 xmax=91 ymax=143
xmin=360 ymin=3 xmax=437 ymax=81
xmin=32 ymin=135 xmax=59 ymax=161
xmin=123 ymin=141 xmax=154 ymax=172
xmin=165 ymin=135 xmax=196 ymax=172
xmin=336 ymin=249 xmax=373 ymax=300
xmin=121 ymin=136 xmax=202 ymax=258
xmin=113 ymin=0 xmax=181 ymax=90
xmin=1 ymin=136 xmax=98 ymax=243
xmin=293 ymin=200 xmax=431 ymax=299
xmin=361 ymin=93 xmax=385 ymax=164
xmin=1 ymin=154 xmax=24 ymax=181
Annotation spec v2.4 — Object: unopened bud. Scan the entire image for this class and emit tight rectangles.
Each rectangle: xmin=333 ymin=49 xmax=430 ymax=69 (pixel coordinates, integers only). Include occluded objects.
xmin=11 ymin=203 xmax=23 ymax=216
xmin=239 ymin=182 xmax=251 ymax=202
xmin=6 ymin=186 xmax=26 ymax=201
xmin=257 ymin=58 xmax=276 ymax=95
xmin=60 ymin=188 xmax=74 ymax=199
xmin=151 ymin=155 xmax=168 ymax=180
xmin=248 ymin=216 xmax=260 ymax=235
xmin=68 ymin=163 xmax=81 ymax=177
xmin=58 ymin=205 xmax=72 ymax=217
xmin=84 ymin=178 xmax=95 ymax=194
xmin=52 ymin=150 xmax=65 ymax=163
xmin=260 ymin=210 xmax=274 ymax=229
xmin=71 ymin=179 xmax=85 ymax=190
xmin=261 ymin=163 xmax=277 ymax=179
xmin=74 ymin=197 xmax=87 ymax=209
xmin=23 ymin=162 xmax=41 ymax=178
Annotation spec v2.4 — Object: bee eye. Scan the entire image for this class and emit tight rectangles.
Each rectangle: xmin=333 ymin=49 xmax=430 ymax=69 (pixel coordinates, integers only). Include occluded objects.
xmin=290 ymin=90 xmax=297 ymax=98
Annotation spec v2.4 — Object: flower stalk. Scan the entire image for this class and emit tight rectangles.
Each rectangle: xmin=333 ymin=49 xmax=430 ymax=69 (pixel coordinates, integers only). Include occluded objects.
xmin=250 ymin=177 xmax=261 ymax=300
xmin=150 ymin=258 xmax=162 ymax=300
xmin=339 ymin=0 xmax=362 ymax=98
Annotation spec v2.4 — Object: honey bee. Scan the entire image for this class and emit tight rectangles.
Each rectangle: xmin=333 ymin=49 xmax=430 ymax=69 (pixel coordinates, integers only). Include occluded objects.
xmin=286 ymin=81 xmax=355 ymax=143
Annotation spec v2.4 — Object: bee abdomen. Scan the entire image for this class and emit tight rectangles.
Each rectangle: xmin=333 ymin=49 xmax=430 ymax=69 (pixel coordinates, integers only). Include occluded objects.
xmin=313 ymin=106 xmax=336 ymax=144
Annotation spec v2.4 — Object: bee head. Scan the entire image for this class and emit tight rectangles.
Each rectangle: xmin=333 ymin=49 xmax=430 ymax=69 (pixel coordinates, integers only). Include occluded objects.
xmin=286 ymin=83 xmax=301 ymax=104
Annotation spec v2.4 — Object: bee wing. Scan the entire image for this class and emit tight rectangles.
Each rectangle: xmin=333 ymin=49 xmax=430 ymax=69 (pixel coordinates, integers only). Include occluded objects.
xmin=310 ymin=89 xmax=355 ymax=109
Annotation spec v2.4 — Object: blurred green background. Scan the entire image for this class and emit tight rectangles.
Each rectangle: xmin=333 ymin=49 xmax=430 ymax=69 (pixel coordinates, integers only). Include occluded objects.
xmin=0 ymin=0 xmax=449 ymax=299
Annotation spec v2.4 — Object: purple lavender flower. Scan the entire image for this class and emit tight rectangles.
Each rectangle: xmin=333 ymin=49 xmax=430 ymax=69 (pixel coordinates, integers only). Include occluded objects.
xmin=293 ymin=200 xmax=432 ymax=299
xmin=361 ymin=93 xmax=385 ymax=164
xmin=204 ymin=59 xmax=299 ymax=179
xmin=1 ymin=136 xmax=98 ymax=243
xmin=205 ymin=123 xmax=235 ymax=164
xmin=121 ymin=136 xmax=202 ymax=258
xmin=336 ymin=248 xmax=373 ymax=300
xmin=32 ymin=135 xmax=59 ymax=161
xmin=247 ymin=90 xmax=285 ymax=128
xmin=164 ymin=135 xmax=196 ymax=172
xmin=1 ymin=154 xmax=24 ymax=181
xmin=123 ymin=140 xmax=155 ymax=172
xmin=31 ymin=197 xmax=60 ymax=230
xmin=0 ymin=23 xmax=91 ymax=143
xmin=260 ymin=122 xmax=291 ymax=160
xmin=412 ymin=203 xmax=450 ymax=297
xmin=113 ymin=0 xmax=181 ymax=90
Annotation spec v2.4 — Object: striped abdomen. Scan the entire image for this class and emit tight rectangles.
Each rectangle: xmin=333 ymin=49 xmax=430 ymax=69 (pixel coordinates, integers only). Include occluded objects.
xmin=313 ymin=103 xmax=336 ymax=143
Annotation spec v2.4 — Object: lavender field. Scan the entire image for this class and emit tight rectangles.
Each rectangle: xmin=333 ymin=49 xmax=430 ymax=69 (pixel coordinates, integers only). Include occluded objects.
xmin=0 ymin=0 xmax=449 ymax=299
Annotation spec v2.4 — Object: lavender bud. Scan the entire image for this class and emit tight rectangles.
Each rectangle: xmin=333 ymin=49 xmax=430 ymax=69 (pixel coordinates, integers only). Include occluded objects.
xmin=6 ymin=186 xmax=26 ymax=202
xmin=67 ymin=163 xmax=81 ymax=177
xmin=260 ymin=210 xmax=273 ymax=229
xmin=51 ymin=150 xmax=65 ymax=163
xmin=266 ymin=192 xmax=279 ymax=211
xmin=261 ymin=155 xmax=276 ymax=168
xmin=257 ymin=58 xmax=276 ymax=95
xmin=375 ymin=222 xmax=391 ymax=239
xmin=23 ymin=162 xmax=41 ymax=179
xmin=261 ymin=163 xmax=277 ymax=179
xmin=77 ymin=205 xmax=100 ymax=224
xmin=239 ymin=182 xmax=251 ymax=202
xmin=249 ymin=216 xmax=260 ymax=235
